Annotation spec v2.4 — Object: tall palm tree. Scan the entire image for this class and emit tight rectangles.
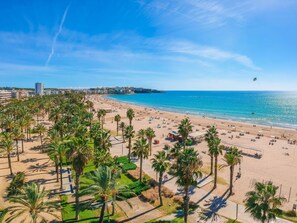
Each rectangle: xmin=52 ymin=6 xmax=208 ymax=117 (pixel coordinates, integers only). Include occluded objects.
xmin=6 ymin=182 xmax=59 ymax=223
xmin=205 ymin=126 xmax=219 ymax=175
xmin=224 ymin=146 xmax=242 ymax=195
xmin=132 ymin=138 xmax=149 ymax=182
xmin=0 ymin=132 xmax=14 ymax=175
xmin=174 ymin=148 xmax=203 ymax=223
xmin=208 ymin=137 xmax=222 ymax=189
xmin=178 ymin=118 xmax=193 ymax=148
xmin=12 ymin=127 xmax=22 ymax=162
xmin=90 ymin=122 xmax=101 ymax=151
xmin=126 ymin=108 xmax=135 ymax=126
xmin=124 ymin=125 xmax=135 ymax=162
xmin=120 ymin=122 xmax=126 ymax=142
xmin=98 ymin=130 xmax=112 ymax=152
xmin=94 ymin=150 xmax=113 ymax=168
xmin=48 ymin=141 xmax=67 ymax=189
xmin=67 ymin=137 xmax=93 ymax=220
xmin=114 ymin=114 xmax=121 ymax=136
xmin=34 ymin=123 xmax=46 ymax=145
xmin=145 ymin=127 xmax=156 ymax=155
xmin=245 ymin=181 xmax=286 ymax=223
xmin=151 ymin=151 xmax=171 ymax=206
xmin=80 ymin=166 xmax=132 ymax=223
xmin=97 ymin=109 xmax=106 ymax=128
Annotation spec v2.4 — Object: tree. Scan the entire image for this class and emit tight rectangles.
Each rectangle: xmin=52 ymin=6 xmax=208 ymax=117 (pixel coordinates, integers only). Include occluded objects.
xmin=126 ymin=108 xmax=135 ymax=126
xmin=245 ymin=181 xmax=286 ymax=223
xmin=132 ymin=138 xmax=149 ymax=182
xmin=12 ymin=127 xmax=22 ymax=162
xmin=137 ymin=129 xmax=146 ymax=139
xmin=90 ymin=122 xmax=101 ymax=151
xmin=120 ymin=122 xmax=126 ymax=142
xmin=6 ymin=182 xmax=59 ymax=223
xmin=34 ymin=123 xmax=46 ymax=145
xmin=67 ymin=137 xmax=93 ymax=220
xmin=98 ymin=129 xmax=112 ymax=152
xmin=174 ymin=148 xmax=202 ymax=223
xmin=94 ymin=150 xmax=113 ymax=168
xmin=97 ymin=109 xmax=106 ymax=128
xmin=178 ymin=118 xmax=193 ymax=148
xmin=6 ymin=172 xmax=25 ymax=197
xmin=145 ymin=127 xmax=156 ymax=156
xmin=151 ymin=151 xmax=171 ymax=206
xmin=223 ymin=147 xmax=242 ymax=195
xmin=80 ymin=166 xmax=132 ymax=223
xmin=205 ymin=126 xmax=219 ymax=175
xmin=0 ymin=132 xmax=14 ymax=175
xmin=124 ymin=125 xmax=135 ymax=162
xmin=114 ymin=114 xmax=121 ymax=136
xmin=48 ymin=141 xmax=67 ymax=189
xmin=208 ymin=137 xmax=222 ymax=189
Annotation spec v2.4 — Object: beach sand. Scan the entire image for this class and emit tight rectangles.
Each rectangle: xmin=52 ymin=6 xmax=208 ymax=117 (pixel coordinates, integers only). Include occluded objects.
xmin=90 ymin=94 xmax=297 ymax=210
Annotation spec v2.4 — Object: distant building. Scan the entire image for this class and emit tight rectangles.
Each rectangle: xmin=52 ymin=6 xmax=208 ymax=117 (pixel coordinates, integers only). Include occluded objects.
xmin=0 ymin=90 xmax=13 ymax=103
xmin=35 ymin=83 xmax=44 ymax=95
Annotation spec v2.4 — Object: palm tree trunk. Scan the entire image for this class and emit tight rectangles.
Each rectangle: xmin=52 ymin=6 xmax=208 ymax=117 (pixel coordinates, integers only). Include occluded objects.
xmin=159 ymin=172 xmax=163 ymax=206
xmin=40 ymin=133 xmax=42 ymax=145
xmin=140 ymin=156 xmax=143 ymax=182
xmin=210 ymin=154 xmax=214 ymax=175
xmin=99 ymin=199 xmax=106 ymax=223
xmin=184 ymin=186 xmax=189 ymax=223
xmin=75 ymin=172 xmax=80 ymax=220
xmin=128 ymin=138 xmax=131 ymax=162
xmin=229 ymin=166 xmax=234 ymax=195
xmin=21 ymin=139 xmax=24 ymax=153
xmin=16 ymin=140 xmax=20 ymax=161
xmin=55 ymin=161 xmax=59 ymax=182
xmin=214 ymin=155 xmax=218 ymax=188
xmin=111 ymin=196 xmax=116 ymax=215
xmin=129 ymin=119 xmax=132 ymax=126
xmin=8 ymin=152 xmax=13 ymax=175
xmin=116 ymin=122 xmax=119 ymax=136
xmin=122 ymin=129 xmax=125 ymax=142
xmin=149 ymin=140 xmax=152 ymax=155
xmin=59 ymin=161 xmax=63 ymax=189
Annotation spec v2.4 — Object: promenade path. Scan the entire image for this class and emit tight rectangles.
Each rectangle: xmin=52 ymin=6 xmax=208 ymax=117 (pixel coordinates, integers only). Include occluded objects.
xmin=110 ymin=137 xmax=292 ymax=223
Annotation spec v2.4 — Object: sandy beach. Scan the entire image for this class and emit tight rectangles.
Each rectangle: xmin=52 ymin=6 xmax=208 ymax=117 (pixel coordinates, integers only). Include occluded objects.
xmin=89 ymin=94 xmax=297 ymax=210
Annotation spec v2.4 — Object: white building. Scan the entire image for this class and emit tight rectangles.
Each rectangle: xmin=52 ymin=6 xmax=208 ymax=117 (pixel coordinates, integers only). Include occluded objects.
xmin=0 ymin=90 xmax=13 ymax=103
xmin=35 ymin=83 xmax=44 ymax=95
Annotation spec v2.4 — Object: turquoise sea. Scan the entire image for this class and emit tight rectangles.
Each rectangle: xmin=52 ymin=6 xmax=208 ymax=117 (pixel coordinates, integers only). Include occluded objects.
xmin=107 ymin=91 xmax=297 ymax=129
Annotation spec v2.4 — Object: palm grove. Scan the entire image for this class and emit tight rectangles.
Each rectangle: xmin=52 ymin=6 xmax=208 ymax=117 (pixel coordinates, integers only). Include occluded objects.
xmin=0 ymin=93 xmax=287 ymax=223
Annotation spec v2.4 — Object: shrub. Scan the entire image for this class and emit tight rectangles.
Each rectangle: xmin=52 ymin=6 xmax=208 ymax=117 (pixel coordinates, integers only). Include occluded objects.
xmin=116 ymin=156 xmax=129 ymax=164
xmin=122 ymin=162 xmax=137 ymax=171
xmin=173 ymin=196 xmax=183 ymax=205
xmin=285 ymin=210 xmax=297 ymax=217
xmin=6 ymin=172 xmax=25 ymax=197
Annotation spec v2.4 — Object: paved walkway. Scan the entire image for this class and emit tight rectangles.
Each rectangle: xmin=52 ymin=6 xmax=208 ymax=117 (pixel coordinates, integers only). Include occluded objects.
xmin=110 ymin=137 xmax=292 ymax=223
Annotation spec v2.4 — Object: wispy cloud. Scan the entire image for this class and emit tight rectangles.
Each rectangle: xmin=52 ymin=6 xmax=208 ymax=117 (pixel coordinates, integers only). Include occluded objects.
xmin=45 ymin=4 xmax=70 ymax=66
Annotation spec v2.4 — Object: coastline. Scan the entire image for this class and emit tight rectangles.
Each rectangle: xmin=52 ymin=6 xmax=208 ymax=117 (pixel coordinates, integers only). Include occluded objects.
xmin=104 ymin=95 xmax=297 ymax=139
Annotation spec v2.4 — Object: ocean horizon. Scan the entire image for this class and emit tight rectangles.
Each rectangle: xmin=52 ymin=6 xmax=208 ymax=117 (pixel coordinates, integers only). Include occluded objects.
xmin=107 ymin=91 xmax=297 ymax=130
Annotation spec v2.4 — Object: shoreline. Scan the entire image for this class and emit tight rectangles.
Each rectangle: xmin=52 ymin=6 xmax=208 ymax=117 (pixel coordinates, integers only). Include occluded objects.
xmin=105 ymin=95 xmax=297 ymax=136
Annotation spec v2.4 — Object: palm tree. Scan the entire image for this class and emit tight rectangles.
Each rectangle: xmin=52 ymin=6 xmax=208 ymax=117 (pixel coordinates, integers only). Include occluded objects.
xmin=6 ymin=182 xmax=59 ymax=223
xmin=224 ymin=146 xmax=242 ymax=195
xmin=151 ymin=151 xmax=171 ymax=206
xmin=12 ymin=127 xmax=22 ymax=162
xmin=94 ymin=150 xmax=113 ymax=168
xmin=97 ymin=109 xmax=106 ymax=128
xmin=174 ymin=148 xmax=203 ymax=223
xmin=205 ymin=126 xmax=218 ymax=175
xmin=80 ymin=166 xmax=133 ymax=223
xmin=48 ymin=141 xmax=67 ymax=189
xmin=126 ymin=108 xmax=135 ymax=126
xmin=90 ymin=122 xmax=101 ymax=151
xmin=137 ymin=129 xmax=146 ymax=139
xmin=245 ymin=181 xmax=286 ymax=223
xmin=34 ymin=123 xmax=46 ymax=145
xmin=146 ymin=127 xmax=156 ymax=155
xmin=132 ymin=138 xmax=149 ymax=182
xmin=114 ymin=114 xmax=121 ymax=136
xmin=120 ymin=122 xmax=126 ymax=142
xmin=67 ymin=137 xmax=93 ymax=220
xmin=98 ymin=130 xmax=112 ymax=152
xmin=124 ymin=125 xmax=135 ymax=162
xmin=0 ymin=132 xmax=14 ymax=175
xmin=208 ymin=137 xmax=222 ymax=189
xmin=178 ymin=118 xmax=193 ymax=148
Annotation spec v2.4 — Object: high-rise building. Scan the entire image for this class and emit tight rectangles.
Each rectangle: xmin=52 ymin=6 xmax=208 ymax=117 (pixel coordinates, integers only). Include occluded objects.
xmin=35 ymin=82 xmax=44 ymax=95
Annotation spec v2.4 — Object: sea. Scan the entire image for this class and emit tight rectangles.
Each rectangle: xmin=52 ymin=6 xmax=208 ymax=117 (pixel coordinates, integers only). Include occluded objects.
xmin=107 ymin=91 xmax=297 ymax=129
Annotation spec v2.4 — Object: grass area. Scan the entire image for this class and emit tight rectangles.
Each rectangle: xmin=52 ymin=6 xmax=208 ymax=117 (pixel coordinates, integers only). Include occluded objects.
xmin=118 ymin=173 xmax=134 ymax=185
xmin=225 ymin=220 xmax=241 ymax=223
xmin=152 ymin=197 xmax=180 ymax=215
xmin=61 ymin=195 xmax=121 ymax=223
xmin=278 ymin=214 xmax=297 ymax=223
xmin=147 ymin=218 xmax=184 ymax=223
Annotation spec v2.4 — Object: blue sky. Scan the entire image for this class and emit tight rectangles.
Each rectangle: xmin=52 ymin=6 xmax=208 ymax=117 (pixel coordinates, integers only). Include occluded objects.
xmin=0 ymin=0 xmax=297 ymax=90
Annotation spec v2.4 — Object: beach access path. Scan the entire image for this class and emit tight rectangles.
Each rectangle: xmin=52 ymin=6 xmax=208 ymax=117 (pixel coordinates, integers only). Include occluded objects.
xmin=110 ymin=136 xmax=292 ymax=223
